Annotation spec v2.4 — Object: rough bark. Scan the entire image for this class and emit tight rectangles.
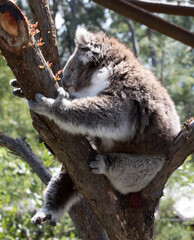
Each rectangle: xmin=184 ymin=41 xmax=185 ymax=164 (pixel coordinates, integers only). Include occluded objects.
xmin=0 ymin=1 xmax=194 ymax=239
xmin=27 ymin=0 xmax=61 ymax=74
xmin=92 ymin=0 xmax=194 ymax=48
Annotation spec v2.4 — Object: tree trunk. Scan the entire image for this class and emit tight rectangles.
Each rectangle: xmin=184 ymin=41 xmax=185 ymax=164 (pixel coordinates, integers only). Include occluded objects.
xmin=0 ymin=1 xmax=194 ymax=239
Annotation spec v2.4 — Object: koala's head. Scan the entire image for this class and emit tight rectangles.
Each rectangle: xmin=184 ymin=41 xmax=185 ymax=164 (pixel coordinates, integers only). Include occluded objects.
xmin=61 ymin=27 xmax=104 ymax=92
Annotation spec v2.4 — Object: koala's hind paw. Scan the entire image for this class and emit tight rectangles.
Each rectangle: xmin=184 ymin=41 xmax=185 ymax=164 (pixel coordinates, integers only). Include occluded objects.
xmin=89 ymin=155 xmax=108 ymax=174
xmin=31 ymin=208 xmax=59 ymax=226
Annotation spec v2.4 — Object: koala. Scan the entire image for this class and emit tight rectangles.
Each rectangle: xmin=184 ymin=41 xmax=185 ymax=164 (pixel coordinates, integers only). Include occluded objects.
xmin=10 ymin=27 xmax=180 ymax=226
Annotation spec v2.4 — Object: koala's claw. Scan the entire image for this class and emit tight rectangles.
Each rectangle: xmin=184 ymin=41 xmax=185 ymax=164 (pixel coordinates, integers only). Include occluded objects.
xmin=10 ymin=79 xmax=25 ymax=98
xmin=89 ymin=155 xmax=107 ymax=174
xmin=31 ymin=210 xmax=56 ymax=226
xmin=11 ymin=88 xmax=24 ymax=98
xmin=10 ymin=79 xmax=20 ymax=88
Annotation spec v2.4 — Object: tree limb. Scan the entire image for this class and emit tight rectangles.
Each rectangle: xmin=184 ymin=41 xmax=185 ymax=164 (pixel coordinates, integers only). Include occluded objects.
xmin=0 ymin=131 xmax=51 ymax=185
xmin=128 ymin=0 xmax=194 ymax=16
xmin=0 ymin=1 xmax=194 ymax=239
xmin=27 ymin=0 xmax=61 ymax=74
xmin=92 ymin=0 xmax=194 ymax=48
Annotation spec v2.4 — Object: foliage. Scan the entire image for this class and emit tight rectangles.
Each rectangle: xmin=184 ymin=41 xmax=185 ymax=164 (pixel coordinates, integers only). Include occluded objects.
xmin=0 ymin=0 xmax=194 ymax=239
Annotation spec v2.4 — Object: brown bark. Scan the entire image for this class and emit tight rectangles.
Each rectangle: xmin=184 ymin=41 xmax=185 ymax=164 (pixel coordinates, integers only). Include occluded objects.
xmin=0 ymin=1 xmax=194 ymax=239
xmin=92 ymin=0 xmax=194 ymax=48
xmin=27 ymin=0 xmax=61 ymax=74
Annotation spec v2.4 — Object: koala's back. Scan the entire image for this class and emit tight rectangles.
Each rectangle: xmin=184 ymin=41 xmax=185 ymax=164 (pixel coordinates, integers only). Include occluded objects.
xmin=93 ymin=35 xmax=180 ymax=155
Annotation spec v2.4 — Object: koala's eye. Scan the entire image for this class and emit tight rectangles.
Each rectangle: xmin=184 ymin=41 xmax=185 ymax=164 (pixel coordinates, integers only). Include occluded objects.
xmin=79 ymin=46 xmax=90 ymax=51
xmin=70 ymin=67 xmax=74 ymax=72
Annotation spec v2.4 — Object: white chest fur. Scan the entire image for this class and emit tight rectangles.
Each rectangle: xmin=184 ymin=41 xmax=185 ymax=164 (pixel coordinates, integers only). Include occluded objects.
xmin=72 ymin=66 xmax=112 ymax=98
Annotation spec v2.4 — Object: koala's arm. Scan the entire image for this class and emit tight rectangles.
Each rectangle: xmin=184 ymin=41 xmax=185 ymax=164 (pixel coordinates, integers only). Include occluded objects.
xmin=89 ymin=153 xmax=165 ymax=194
xmin=29 ymin=87 xmax=136 ymax=141
xmin=31 ymin=170 xmax=81 ymax=226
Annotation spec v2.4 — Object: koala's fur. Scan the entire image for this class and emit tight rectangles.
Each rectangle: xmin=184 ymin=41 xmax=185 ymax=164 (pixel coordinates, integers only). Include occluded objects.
xmin=11 ymin=27 xmax=180 ymax=226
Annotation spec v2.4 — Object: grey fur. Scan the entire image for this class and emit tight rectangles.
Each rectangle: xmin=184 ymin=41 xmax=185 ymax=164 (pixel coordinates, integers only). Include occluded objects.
xmin=31 ymin=170 xmax=81 ymax=226
xmin=89 ymin=154 xmax=165 ymax=194
xmin=11 ymin=27 xmax=180 ymax=225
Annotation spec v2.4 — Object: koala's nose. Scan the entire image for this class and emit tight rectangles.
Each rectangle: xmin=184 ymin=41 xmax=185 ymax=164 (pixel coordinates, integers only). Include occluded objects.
xmin=62 ymin=82 xmax=76 ymax=93
xmin=68 ymin=86 xmax=76 ymax=93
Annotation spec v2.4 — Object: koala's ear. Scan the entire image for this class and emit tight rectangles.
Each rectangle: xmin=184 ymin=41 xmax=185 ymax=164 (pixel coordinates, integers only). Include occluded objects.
xmin=75 ymin=27 xmax=93 ymax=47
xmin=75 ymin=27 xmax=101 ymax=54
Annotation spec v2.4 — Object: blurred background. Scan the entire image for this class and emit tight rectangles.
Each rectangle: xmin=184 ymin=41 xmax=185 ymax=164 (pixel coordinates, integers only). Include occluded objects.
xmin=0 ymin=0 xmax=194 ymax=239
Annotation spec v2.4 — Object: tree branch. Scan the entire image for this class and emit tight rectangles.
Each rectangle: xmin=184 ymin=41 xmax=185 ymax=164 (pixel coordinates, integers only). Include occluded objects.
xmin=128 ymin=0 xmax=194 ymax=16
xmin=0 ymin=132 xmax=51 ymax=185
xmin=92 ymin=0 xmax=194 ymax=47
xmin=27 ymin=0 xmax=61 ymax=74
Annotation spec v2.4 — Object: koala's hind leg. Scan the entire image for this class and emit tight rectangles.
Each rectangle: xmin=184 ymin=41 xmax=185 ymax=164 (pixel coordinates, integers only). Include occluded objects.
xmin=31 ymin=171 xmax=80 ymax=226
xmin=89 ymin=153 xmax=165 ymax=194
xmin=9 ymin=79 xmax=25 ymax=98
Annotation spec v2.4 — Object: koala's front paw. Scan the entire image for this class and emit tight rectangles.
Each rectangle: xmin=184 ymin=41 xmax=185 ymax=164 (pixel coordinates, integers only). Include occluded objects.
xmin=28 ymin=93 xmax=54 ymax=115
xmin=89 ymin=155 xmax=108 ymax=174
xmin=9 ymin=79 xmax=25 ymax=98
xmin=31 ymin=208 xmax=59 ymax=226
xmin=57 ymin=87 xmax=69 ymax=99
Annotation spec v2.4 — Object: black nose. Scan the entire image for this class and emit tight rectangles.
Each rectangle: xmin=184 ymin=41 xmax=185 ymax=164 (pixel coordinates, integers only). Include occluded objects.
xmin=62 ymin=82 xmax=73 ymax=89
